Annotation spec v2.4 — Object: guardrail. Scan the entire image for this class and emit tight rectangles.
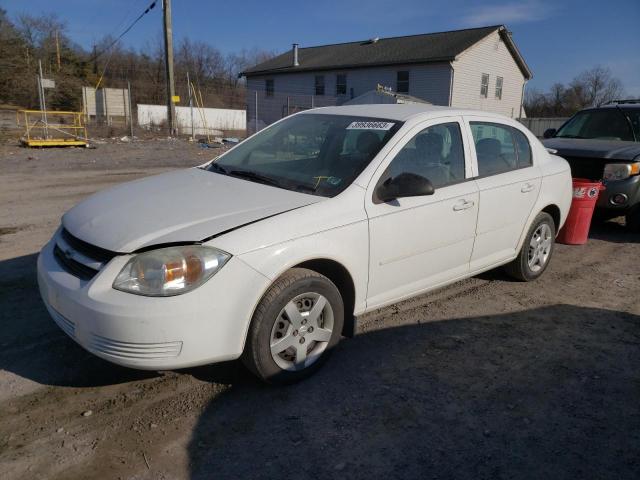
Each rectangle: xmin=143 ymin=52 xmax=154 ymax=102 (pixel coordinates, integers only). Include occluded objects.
xmin=17 ymin=110 xmax=88 ymax=147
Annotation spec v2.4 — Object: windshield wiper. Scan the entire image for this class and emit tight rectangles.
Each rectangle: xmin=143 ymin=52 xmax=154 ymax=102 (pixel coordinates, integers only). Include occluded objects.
xmin=292 ymin=183 xmax=318 ymax=194
xmin=228 ymin=169 xmax=282 ymax=188
xmin=208 ymin=162 xmax=228 ymax=174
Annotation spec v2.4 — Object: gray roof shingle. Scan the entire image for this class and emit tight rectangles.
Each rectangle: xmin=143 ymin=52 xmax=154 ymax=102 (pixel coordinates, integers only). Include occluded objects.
xmin=242 ymin=25 xmax=531 ymax=79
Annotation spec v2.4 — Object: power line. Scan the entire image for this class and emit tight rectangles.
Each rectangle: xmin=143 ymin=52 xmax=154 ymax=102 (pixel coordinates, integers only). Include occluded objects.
xmin=93 ymin=1 xmax=158 ymax=89
xmin=90 ymin=0 xmax=157 ymax=63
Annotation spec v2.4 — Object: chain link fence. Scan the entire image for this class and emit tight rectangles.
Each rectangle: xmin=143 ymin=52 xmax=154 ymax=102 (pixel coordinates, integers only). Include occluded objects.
xmin=247 ymin=89 xmax=342 ymax=134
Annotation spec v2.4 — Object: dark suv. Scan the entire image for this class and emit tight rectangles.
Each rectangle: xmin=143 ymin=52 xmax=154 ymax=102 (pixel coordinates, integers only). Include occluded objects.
xmin=543 ymin=100 xmax=640 ymax=231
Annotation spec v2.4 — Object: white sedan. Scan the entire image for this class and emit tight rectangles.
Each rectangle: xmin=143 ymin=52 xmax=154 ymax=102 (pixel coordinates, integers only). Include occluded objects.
xmin=38 ymin=105 xmax=572 ymax=383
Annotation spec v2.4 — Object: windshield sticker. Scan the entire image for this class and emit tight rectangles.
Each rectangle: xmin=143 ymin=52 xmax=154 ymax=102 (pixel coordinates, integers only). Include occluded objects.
xmin=346 ymin=121 xmax=395 ymax=130
xmin=313 ymin=176 xmax=343 ymax=188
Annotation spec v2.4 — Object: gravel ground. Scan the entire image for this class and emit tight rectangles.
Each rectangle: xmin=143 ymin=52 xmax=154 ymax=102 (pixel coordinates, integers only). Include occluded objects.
xmin=0 ymin=139 xmax=638 ymax=480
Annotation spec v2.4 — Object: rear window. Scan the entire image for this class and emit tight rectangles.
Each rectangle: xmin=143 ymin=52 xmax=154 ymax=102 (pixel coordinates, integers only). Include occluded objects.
xmin=512 ymin=128 xmax=532 ymax=167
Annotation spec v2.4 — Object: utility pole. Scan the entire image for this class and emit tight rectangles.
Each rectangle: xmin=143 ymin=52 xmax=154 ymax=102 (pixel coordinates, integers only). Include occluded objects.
xmin=162 ymin=0 xmax=177 ymax=136
xmin=187 ymin=72 xmax=194 ymax=141
xmin=55 ymin=30 xmax=61 ymax=71
xmin=38 ymin=59 xmax=48 ymax=138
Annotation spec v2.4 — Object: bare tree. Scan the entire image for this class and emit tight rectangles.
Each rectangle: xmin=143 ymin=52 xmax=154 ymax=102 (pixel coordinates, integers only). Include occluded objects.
xmin=0 ymin=10 xmax=275 ymax=112
xmin=524 ymin=66 xmax=626 ymax=117
xmin=568 ymin=66 xmax=625 ymax=108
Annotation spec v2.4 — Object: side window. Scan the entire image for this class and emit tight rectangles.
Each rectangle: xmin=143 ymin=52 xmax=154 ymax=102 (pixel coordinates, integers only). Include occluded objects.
xmin=495 ymin=76 xmax=503 ymax=100
xmin=512 ymin=128 xmax=532 ymax=167
xmin=315 ymin=76 xmax=325 ymax=96
xmin=265 ymin=79 xmax=274 ymax=97
xmin=470 ymin=122 xmax=519 ymax=176
xmin=336 ymin=74 xmax=347 ymax=95
xmin=480 ymin=74 xmax=489 ymax=98
xmin=387 ymin=122 xmax=466 ymax=188
xmin=396 ymin=71 xmax=409 ymax=94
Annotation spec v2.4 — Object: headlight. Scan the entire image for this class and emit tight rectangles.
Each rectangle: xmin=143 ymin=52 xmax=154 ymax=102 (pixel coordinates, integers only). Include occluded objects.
xmin=113 ymin=245 xmax=230 ymax=296
xmin=603 ymin=162 xmax=640 ymax=181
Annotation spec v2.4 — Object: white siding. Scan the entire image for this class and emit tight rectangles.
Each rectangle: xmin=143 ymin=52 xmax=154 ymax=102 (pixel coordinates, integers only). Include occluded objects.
xmin=246 ymin=63 xmax=451 ymax=130
xmin=450 ymin=31 xmax=526 ymax=118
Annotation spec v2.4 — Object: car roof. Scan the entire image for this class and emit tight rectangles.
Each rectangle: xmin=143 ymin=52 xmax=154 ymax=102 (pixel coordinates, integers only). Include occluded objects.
xmin=303 ymin=104 xmax=512 ymax=122
xmin=581 ymin=103 xmax=640 ymax=111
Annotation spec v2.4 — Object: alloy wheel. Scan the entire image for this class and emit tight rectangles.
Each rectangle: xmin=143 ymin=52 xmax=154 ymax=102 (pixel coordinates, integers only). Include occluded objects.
xmin=269 ymin=292 xmax=334 ymax=371
xmin=528 ymin=223 xmax=553 ymax=272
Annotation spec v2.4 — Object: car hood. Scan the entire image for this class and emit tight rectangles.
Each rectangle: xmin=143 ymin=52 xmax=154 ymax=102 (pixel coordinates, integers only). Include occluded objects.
xmin=62 ymin=168 xmax=322 ymax=253
xmin=543 ymin=138 xmax=640 ymax=161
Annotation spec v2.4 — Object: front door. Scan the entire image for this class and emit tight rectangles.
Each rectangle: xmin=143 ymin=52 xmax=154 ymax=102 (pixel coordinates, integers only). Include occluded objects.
xmin=365 ymin=117 xmax=479 ymax=309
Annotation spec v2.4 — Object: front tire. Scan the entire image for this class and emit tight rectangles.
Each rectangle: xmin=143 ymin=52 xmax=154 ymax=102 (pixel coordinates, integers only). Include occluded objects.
xmin=242 ymin=268 xmax=344 ymax=384
xmin=504 ymin=212 xmax=556 ymax=281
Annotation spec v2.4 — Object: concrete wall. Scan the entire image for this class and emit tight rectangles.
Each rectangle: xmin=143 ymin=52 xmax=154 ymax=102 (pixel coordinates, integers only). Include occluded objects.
xmin=137 ymin=104 xmax=246 ymax=135
xmin=82 ymin=87 xmax=129 ymax=120
xmin=450 ymin=30 xmax=526 ymax=118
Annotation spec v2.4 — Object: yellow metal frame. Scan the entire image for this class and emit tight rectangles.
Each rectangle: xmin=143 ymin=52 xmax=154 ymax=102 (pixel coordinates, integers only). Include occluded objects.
xmin=17 ymin=110 xmax=88 ymax=147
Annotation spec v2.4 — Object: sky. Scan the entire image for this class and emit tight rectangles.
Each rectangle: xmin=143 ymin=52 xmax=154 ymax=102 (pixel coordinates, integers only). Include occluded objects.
xmin=2 ymin=0 xmax=639 ymax=95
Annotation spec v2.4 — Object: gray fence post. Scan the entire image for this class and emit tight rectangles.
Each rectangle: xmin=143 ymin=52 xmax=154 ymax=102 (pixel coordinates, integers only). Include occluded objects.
xmin=127 ymin=81 xmax=134 ymax=140
xmin=254 ymin=90 xmax=258 ymax=133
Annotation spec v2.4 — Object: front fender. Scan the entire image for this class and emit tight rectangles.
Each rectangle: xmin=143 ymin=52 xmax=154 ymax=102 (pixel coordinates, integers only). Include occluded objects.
xmin=237 ymin=220 xmax=370 ymax=316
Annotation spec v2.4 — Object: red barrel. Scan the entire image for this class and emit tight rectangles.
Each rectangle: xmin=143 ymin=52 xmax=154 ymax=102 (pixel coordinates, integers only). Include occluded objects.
xmin=557 ymin=178 xmax=604 ymax=245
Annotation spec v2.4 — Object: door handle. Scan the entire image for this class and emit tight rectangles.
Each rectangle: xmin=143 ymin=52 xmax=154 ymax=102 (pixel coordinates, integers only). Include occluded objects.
xmin=453 ymin=199 xmax=475 ymax=211
xmin=521 ymin=183 xmax=536 ymax=193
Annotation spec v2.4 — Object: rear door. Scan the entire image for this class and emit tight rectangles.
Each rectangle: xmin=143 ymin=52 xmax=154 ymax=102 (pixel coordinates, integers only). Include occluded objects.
xmin=463 ymin=117 xmax=542 ymax=271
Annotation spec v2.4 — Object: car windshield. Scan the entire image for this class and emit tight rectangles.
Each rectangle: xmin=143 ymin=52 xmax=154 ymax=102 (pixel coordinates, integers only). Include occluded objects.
xmin=555 ymin=108 xmax=635 ymax=141
xmin=206 ymin=114 xmax=403 ymax=197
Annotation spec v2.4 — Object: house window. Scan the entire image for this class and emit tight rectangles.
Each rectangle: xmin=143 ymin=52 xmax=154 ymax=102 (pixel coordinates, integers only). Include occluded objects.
xmin=495 ymin=76 xmax=503 ymax=100
xmin=265 ymin=79 xmax=274 ymax=97
xmin=480 ymin=73 xmax=489 ymax=98
xmin=397 ymin=71 xmax=409 ymax=93
xmin=315 ymin=75 xmax=325 ymax=96
xmin=336 ymin=74 xmax=347 ymax=95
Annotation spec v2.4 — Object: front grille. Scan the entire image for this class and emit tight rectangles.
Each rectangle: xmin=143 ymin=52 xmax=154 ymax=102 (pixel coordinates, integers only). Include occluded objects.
xmin=54 ymin=244 xmax=99 ymax=280
xmin=61 ymin=228 xmax=117 ymax=263
xmin=563 ymin=156 xmax=607 ymax=181
xmin=53 ymin=229 xmax=119 ymax=280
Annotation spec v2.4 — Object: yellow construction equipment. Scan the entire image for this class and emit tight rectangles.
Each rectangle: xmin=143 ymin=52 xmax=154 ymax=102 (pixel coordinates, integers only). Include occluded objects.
xmin=17 ymin=110 xmax=88 ymax=147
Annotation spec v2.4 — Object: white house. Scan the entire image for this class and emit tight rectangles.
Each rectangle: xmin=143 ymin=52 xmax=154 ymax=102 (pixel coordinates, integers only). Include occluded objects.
xmin=241 ymin=25 xmax=532 ymax=131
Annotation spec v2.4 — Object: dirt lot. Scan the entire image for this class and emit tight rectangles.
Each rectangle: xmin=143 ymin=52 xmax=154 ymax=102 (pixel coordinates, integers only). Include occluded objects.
xmin=0 ymin=139 xmax=638 ymax=480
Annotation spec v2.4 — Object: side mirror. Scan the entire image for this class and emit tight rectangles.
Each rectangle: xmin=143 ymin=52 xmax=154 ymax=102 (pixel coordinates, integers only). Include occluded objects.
xmin=376 ymin=172 xmax=435 ymax=203
xmin=543 ymin=128 xmax=557 ymax=139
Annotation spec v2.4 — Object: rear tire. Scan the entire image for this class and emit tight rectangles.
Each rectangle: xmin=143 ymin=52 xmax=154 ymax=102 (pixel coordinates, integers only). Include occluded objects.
xmin=242 ymin=268 xmax=344 ymax=384
xmin=504 ymin=212 xmax=556 ymax=281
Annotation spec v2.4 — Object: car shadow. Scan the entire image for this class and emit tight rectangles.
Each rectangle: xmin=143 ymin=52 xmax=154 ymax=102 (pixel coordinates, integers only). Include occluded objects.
xmin=186 ymin=304 xmax=640 ymax=480
xmin=0 ymin=253 xmax=156 ymax=388
xmin=589 ymin=218 xmax=640 ymax=244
